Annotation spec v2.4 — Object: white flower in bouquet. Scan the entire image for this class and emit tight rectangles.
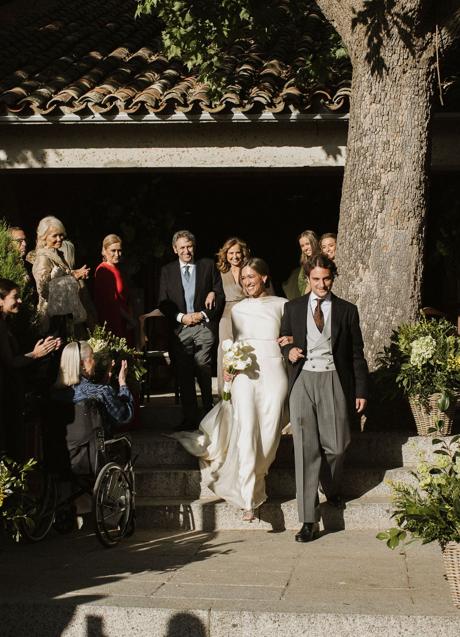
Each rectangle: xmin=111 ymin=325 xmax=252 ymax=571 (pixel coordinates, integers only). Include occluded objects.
xmin=87 ymin=336 xmax=108 ymax=354
xmin=410 ymin=335 xmax=436 ymax=368
xmin=221 ymin=339 xmax=234 ymax=353
xmin=221 ymin=339 xmax=252 ymax=400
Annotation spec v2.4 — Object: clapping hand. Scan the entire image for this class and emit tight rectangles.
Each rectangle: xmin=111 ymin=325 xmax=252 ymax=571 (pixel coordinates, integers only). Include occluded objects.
xmin=118 ymin=359 xmax=128 ymax=387
xmin=31 ymin=336 xmax=61 ymax=359
xmin=105 ymin=360 xmax=116 ymax=383
xmin=72 ymin=265 xmax=90 ymax=280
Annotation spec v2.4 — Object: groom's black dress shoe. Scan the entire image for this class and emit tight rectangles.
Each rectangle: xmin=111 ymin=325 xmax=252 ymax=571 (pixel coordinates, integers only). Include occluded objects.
xmin=295 ymin=523 xmax=319 ymax=543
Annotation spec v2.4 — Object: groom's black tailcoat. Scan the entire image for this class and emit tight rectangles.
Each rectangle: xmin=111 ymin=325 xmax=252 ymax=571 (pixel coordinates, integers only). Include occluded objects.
xmin=280 ymin=292 xmax=369 ymax=410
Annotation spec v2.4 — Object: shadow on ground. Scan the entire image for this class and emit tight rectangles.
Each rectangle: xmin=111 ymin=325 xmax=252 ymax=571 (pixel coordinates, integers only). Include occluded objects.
xmin=0 ymin=529 xmax=236 ymax=637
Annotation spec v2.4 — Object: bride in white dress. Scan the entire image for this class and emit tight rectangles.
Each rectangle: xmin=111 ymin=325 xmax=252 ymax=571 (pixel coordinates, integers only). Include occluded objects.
xmin=172 ymin=258 xmax=289 ymax=521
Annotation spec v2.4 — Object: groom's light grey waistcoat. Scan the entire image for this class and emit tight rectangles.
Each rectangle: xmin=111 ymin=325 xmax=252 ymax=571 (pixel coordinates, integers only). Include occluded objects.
xmin=302 ymin=305 xmax=336 ymax=372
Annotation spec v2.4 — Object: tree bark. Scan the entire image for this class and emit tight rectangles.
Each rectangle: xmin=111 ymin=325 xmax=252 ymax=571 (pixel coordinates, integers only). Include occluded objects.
xmin=336 ymin=58 xmax=434 ymax=366
xmin=316 ymin=0 xmax=438 ymax=366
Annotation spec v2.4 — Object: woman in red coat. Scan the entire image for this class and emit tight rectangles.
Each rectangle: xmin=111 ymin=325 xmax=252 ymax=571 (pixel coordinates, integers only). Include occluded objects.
xmin=94 ymin=234 xmax=135 ymax=346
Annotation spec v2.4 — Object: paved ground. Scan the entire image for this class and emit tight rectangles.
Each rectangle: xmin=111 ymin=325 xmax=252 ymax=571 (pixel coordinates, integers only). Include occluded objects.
xmin=1 ymin=527 xmax=459 ymax=636
xmin=2 ymin=391 xmax=459 ymax=635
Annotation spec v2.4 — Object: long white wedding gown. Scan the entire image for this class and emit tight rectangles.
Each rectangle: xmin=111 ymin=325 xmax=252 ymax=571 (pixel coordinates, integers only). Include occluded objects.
xmin=172 ymin=295 xmax=288 ymax=510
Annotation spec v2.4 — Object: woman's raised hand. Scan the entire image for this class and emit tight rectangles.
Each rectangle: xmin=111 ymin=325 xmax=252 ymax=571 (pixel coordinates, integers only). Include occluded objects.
xmin=31 ymin=336 xmax=61 ymax=359
xmin=118 ymin=359 xmax=128 ymax=387
xmin=72 ymin=265 xmax=90 ymax=280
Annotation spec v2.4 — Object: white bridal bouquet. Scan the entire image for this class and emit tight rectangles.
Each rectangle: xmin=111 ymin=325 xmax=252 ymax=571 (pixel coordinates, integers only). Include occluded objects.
xmin=221 ymin=339 xmax=252 ymax=401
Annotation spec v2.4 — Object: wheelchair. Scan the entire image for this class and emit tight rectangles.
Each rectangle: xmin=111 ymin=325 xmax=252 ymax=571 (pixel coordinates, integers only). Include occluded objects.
xmin=20 ymin=397 xmax=136 ymax=548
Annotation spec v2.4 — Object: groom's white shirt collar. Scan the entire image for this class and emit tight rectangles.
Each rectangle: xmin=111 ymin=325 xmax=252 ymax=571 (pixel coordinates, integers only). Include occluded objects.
xmin=309 ymin=291 xmax=332 ymax=321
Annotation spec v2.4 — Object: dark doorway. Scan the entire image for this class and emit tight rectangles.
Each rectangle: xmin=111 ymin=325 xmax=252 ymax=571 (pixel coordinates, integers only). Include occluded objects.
xmin=0 ymin=169 xmax=343 ymax=306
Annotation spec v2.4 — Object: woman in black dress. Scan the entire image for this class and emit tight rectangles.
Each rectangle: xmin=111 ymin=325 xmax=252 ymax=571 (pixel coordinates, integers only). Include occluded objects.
xmin=0 ymin=278 xmax=60 ymax=458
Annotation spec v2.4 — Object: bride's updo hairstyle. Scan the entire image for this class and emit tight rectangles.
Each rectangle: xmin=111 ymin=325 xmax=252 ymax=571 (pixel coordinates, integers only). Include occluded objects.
xmin=242 ymin=257 xmax=271 ymax=289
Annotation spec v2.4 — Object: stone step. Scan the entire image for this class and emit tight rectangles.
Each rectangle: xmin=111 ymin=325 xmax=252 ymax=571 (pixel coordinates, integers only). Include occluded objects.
xmin=140 ymin=401 xmax=183 ymax=430
xmin=2 ymin=527 xmax=459 ymax=637
xmin=135 ymin=465 xmax=415 ymax=499
xmin=135 ymin=495 xmax=394 ymax=531
xmin=3 ymin=598 xmax=459 ymax=637
xmin=132 ymin=432 xmax=199 ymax=469
xmin=131 ymin=429 xmax=452 ymax=470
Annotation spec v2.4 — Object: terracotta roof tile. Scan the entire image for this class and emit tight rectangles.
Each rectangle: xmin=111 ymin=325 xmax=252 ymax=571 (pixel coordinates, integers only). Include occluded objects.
xmin=0 ymin=0 xmax=355 ymax=118
xmin=0 ymin=0 xmax=455 ymax=119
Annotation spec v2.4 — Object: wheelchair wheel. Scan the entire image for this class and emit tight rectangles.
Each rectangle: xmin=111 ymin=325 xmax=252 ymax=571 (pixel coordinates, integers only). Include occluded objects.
xmin=93 ymin=462 xmax=133 ymax=548
xmin=20 ymin=466 xmax=57 ymax=542
xmin=125 ymin=464 xmax=136 ymax=538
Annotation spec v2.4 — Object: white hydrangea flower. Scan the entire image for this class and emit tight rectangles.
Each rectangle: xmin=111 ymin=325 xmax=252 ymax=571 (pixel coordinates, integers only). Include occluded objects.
xmin=410 ymin=335 xmax=436 ymax=367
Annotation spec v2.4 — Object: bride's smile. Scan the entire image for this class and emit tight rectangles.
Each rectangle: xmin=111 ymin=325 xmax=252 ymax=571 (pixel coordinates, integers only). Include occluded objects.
xmin=241 ymin=266 xmax=268 ymax=298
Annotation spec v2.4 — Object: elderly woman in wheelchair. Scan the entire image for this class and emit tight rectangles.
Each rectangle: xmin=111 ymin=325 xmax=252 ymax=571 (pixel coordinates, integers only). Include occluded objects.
xmin=22 ymin=341 xmax=136 ymax=547
xmin=54 ymin=340 xmax=133 ymax=435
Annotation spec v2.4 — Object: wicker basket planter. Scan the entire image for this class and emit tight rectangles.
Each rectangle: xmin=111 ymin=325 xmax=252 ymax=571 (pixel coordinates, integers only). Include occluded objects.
xmin=408 ymin=393 xmax=458 ymax=436
xmin=442 ymin=542 xmax=460 ymax=608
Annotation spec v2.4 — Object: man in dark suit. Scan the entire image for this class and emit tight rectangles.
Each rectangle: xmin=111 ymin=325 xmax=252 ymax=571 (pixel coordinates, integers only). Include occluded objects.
xmin=280 ymin=254 xmax=368 ymax=542
xmin=158 ymin=230 xmax=224 ymax=428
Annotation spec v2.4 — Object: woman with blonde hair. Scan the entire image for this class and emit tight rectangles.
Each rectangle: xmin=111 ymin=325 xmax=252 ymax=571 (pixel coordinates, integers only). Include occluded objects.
xmin=54 ymin=340 xmax=133 ymax=431
xmin=215 ymin=237 xmax=251 ymax=393
xmin=94 ymin=234 xmax=135 ymax=346
xmin=282 ymin=229 xmax=319 ymax=300
xmin=320 ymin=232 xmax=337 ymax=261
xmin=32 ymin=216 xmax=90 ymax=336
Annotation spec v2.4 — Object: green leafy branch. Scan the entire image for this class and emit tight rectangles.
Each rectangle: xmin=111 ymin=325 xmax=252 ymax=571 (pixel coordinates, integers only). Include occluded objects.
xmin=377 ymin=431 xmax=460 ymax=550
xmin=0 ymin=456 xmax=37 ymax=542
xmin=376 ymin=313 xmax=460 ymax=405
xmin=135 ymin=0 xmax=350 ymax=99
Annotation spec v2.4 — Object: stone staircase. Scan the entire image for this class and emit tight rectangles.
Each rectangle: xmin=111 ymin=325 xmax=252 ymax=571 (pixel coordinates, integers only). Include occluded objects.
xmin=131 ymin=399 xmax=449 ymax=533
xmin=3 ymin=396 xmax=459 ymax=637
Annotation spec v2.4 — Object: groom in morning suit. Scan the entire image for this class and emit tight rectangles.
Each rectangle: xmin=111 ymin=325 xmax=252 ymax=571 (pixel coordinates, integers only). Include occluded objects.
xmin=280 ymin=254 xmax=368 ymax=542
xmin=158 ymin=230 xmax=224 ymax=429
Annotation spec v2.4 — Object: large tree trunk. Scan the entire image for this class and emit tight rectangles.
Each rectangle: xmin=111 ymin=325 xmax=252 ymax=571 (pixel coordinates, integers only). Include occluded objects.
xmin=316 ymin=0 xmax=437 ymax=366
xmin=335 ymin=57 xmax=434 ymax=366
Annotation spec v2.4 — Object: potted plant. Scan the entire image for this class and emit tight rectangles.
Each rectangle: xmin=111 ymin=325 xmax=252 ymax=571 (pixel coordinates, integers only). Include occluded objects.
xmin=377 ymin=432 xmax=460 ymax=608
xmin=377 ymin=314 xmax=460 ymax=435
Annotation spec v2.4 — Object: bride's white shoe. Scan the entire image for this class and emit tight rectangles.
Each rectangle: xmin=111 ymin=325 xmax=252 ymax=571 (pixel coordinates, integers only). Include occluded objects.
xmin=242 ymin=509 xmax=255 ymax=522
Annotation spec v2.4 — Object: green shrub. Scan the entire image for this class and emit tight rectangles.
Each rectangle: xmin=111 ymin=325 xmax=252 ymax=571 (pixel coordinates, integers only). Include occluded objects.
xmin=0 ymin=219 xmax=37 ymax=347
xmin=377 ymin=313 xmax=460 ymax=408
xmin=377 ymin=433 xmax=460 ymax=549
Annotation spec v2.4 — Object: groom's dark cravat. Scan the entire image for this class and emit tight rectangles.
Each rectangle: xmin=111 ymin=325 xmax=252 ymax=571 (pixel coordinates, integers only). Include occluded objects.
xmin=313 ymin=298 xmax=324 ymax=333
